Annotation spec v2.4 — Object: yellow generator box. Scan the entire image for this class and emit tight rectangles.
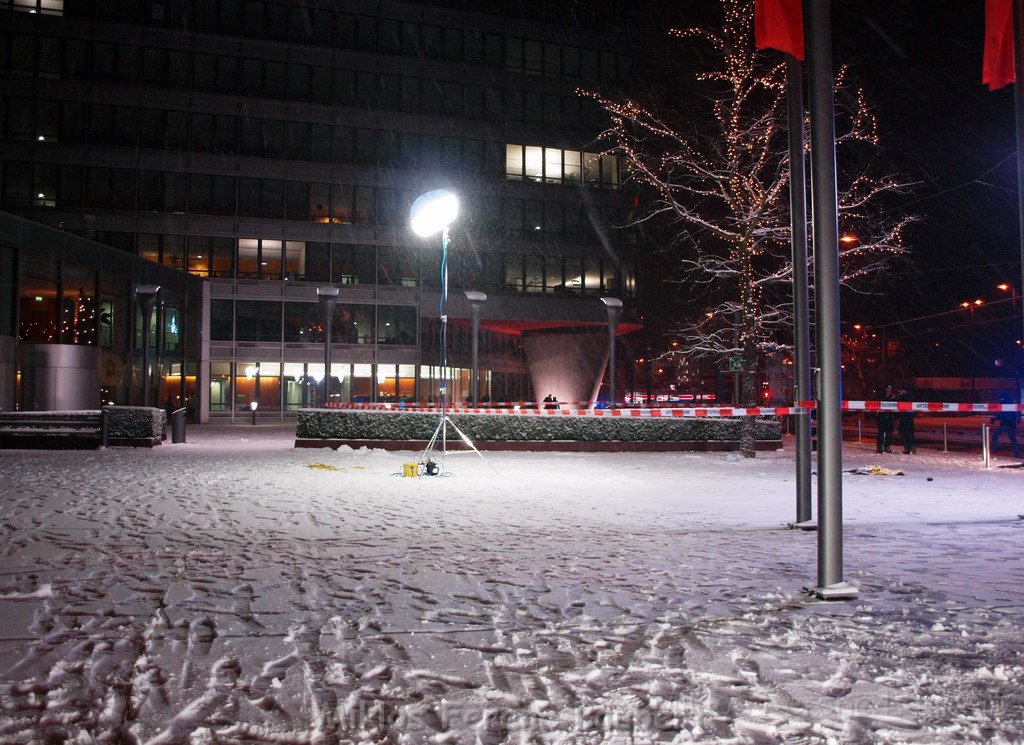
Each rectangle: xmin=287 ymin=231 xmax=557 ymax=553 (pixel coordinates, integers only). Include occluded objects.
xmin=402 ymin=462 xmax=419 ymax=478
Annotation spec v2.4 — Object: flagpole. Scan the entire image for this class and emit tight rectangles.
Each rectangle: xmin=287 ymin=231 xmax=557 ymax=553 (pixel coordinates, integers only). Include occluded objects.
xmin=1014 ymin=0 xmax=1024 ymax=399
xmin=786 ymin=54 xmax=814 ymax=526
xmin=804 ymin=0 xmax=857 ymax=599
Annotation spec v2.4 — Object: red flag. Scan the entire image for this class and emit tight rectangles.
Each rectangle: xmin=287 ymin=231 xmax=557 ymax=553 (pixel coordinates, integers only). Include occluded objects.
xmin=983 ymin=0 xmax=1015 ymax=90
xmin=755 ymin=0 xmax=804 ymax=60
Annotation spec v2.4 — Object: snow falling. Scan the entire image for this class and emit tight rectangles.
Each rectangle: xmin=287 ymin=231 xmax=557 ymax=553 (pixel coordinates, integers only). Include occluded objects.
xmin=1 ymin=426 xmax=1022 ymax=743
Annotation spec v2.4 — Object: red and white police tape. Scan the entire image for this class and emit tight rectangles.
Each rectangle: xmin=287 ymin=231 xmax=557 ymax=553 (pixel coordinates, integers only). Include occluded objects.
xmin=324 ymin=400 xmax=1024 ymax=417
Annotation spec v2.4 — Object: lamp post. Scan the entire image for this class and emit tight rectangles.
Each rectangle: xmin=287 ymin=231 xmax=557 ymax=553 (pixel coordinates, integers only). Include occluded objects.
xmin=465 ymin=291 xmax=487 ymax=406
xmin=411 ymin=189 xmax=460 ymax=468
xmin=250 ymin=399 xmax=258 ymax=425
xmin=134 ymin=284 xmax=161 ymax=407
xmin=601 ymin=297 xmax=622 ymax=410
xmin=317 ymin=287 xmax=339 ymax=407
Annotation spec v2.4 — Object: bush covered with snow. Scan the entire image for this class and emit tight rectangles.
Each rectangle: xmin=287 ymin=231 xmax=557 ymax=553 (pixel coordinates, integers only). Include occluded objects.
xmin=297 ymin=410 xmax=781 ymax=442
xmin=104 ymin=406 xmax=166 ymax=439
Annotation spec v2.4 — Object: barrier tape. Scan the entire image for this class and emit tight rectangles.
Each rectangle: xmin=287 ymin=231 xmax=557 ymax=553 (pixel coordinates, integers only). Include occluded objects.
xmin=322 ymin=400 xmax=1024 ymax=418
xmin=842 ymin=400 xmax=1024 ymax=413
xmin=325 ymin=400 xmax=713 ymax=410
xmin=325 ymin=403 xmax=806 ymax=417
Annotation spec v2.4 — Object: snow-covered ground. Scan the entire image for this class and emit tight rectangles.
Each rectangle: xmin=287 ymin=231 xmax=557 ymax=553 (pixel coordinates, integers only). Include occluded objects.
xmin=1 ymin=425 xmax=1022 ymax=744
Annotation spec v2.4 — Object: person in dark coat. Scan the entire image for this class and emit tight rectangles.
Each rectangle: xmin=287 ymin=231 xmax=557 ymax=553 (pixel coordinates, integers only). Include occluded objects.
xmin=990 ymin=395 xmax=1021 ymax=458
xmin=897 ymin=389 xmax=916 ymax=454
xmin=876 ymin=384 xmax=896 ymax=454
xmin=543 ymin=393 xmax=558 ymax=410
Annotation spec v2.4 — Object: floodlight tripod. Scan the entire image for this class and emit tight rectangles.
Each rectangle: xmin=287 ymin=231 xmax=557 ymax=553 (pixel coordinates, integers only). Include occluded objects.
xmin=417 ymin=227 xmax=494 ymax=476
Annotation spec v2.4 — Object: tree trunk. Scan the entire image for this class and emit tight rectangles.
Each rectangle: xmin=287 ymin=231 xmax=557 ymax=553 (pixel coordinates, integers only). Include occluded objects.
xmin=739 ymin=341 xmax=759 ymax=458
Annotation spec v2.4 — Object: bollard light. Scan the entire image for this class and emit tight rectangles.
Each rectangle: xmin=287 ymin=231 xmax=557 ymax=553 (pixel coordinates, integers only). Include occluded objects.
xmin=250 ymin=399 xmax=258 ymax=425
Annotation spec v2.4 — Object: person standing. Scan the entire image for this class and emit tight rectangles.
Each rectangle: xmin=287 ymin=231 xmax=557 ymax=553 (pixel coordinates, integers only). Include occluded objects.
xmin=990 ymin=395 xmax=1021 ymax=458
xmin=897 ymin=389 xmax=916 ymax=454
xmin=876 ymin=384 xmax=896 ymax=454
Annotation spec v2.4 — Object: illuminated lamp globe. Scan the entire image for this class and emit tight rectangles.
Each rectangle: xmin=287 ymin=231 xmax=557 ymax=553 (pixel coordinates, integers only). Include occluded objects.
xmin=409 ymin=189 xmax=459 ymax=237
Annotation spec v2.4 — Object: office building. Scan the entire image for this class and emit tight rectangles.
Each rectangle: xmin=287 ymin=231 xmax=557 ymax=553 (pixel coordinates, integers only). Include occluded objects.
xmin=1 ymin=0 xmax=638 ymax=419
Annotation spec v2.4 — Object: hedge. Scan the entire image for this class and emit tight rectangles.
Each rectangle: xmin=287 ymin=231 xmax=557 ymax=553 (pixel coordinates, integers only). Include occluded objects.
xmin=104 ymin=406 xmax=167 ymax=439
xmin=296 ymin=409 xmax=781 ymax=442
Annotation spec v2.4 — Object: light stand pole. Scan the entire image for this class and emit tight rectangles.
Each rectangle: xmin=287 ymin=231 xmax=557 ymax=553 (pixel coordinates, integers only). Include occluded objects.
xmin=134 ymin=284 xmax=160 ymax=407
xmin=465 ymin=291 xmax=488 ymax=406
xmin=601 ymin=297 xmax=622 ymax=410
xmin=411 ymin=189 xmax=493 ymax=475
xmin=317 ymin=287 xmax=339 ymax=407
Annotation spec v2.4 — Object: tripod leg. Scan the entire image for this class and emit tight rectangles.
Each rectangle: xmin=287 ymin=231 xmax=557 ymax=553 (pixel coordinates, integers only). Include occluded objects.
xmin=445 ymin=416 xmax=498 ymax=475
xmin=420 ymin=415 xmax=444 ymax=468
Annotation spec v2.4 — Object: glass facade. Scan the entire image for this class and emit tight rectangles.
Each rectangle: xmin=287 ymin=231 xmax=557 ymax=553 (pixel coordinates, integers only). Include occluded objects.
xmin=207 ymin=360 xmax=517 ymax=411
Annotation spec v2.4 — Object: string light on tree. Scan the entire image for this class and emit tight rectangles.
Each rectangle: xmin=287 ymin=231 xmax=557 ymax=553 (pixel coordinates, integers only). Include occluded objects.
xmin=582 ymin=0 xmax=913 ymax=456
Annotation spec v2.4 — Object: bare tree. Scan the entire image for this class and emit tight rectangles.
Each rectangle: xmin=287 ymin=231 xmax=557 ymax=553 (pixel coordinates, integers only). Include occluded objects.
xmin=585 ymin=0 xmax=914 ymax=456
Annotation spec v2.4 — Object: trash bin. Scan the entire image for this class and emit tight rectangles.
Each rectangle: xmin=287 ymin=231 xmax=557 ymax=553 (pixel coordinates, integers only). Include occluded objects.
xmin=171 ymin=407 xmax=186 ymax=444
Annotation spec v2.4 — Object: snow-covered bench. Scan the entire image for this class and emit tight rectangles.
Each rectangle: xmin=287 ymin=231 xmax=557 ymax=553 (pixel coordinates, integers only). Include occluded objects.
xmin=0 ymin=410 xmax=109 ymax=449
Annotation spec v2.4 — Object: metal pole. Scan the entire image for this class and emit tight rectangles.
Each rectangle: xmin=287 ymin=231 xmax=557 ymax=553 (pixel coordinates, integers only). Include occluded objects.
xmin=857 ymin=418 xmax=861 ymax=443
xmin=323 ymin=311 xmax=332 ymax=406
xmin=135 ymin=286 xmax=160 ymax=408
xmin=602 ymin=298 xmax=622 ymax=409
xmin=943 ymin=422 xmax=948 ymax=452
xmin=438 ymin=228 xmax=449 ymax=460
xmin=609 ymin=316 xmax=617 ymax=409
xmin=141 ymin=303 xmax=152 ymax=407
xmin=318 ymin=287 xmax=338 ymax=407
xmin=806 ymin=0 xmax=856 ymax=599
xmin=983 ymin=424 xmax=991 ymax=468
xmin=787 ymin=55 xmax=813 ymax=524
xmin=465 ymin=291 xmax=487 ymax=407
xmin=1014 ymin=0 xmax=1024 ymax=400
xmin=471 ymin=310 xmax=480 ymax=406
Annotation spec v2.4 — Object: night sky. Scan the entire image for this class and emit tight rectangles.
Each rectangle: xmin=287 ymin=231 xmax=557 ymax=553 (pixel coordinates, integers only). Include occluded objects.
xmin=626 ymin=1 xmax=1022 ymax=375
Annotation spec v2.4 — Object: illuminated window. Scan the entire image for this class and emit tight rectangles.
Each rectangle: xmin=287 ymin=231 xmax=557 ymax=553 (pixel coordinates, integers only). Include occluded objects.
xmin=506 ymin=144 xmax=523 ymax=180
xmin=504 ymin=144 xmax=618 ymax=187
xmin=14 ymin=0 xmax=62 ymax=14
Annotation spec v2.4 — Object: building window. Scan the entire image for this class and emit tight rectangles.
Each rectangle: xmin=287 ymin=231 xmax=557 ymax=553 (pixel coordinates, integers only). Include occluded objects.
xmin=237 ymin=238 xmax=289 ymax=281
xmin=335 ymin=304 xmax=373 ymax=344
xmin=506 ymin=144 xmax=619 ymax=187
xmin=283 ymin=302 xmax=319 ymax=343
xmin=210 ymin=362 xmax=232 ymax=411
xmin=376 ymin=305 xmax=416 ymax=345
xmin=235 ymin=300 xmax=281 ymax=342
xmin=210 ymin=299 xmax=233 ymax=340
xmin=12 ymin=0 xmax=63 ymax=15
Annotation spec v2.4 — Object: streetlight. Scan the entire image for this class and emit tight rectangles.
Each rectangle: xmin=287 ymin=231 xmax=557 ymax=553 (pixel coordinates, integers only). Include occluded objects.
xmin=997 ymin=282 xmax=1017 ymax=313
xmin=464 ymin=291 xmax=487 ymax=407
xmin=317 ymin=287 xmax=339 ymax=407
xmin=600 ymin=297 xmax=623 ymax=410
xmin=134 ymin=284 xmax=161 ymax=407
xmin=839 ymin=233 xmax=858 ymax=245
xmin=250 ymin=399 xmax=258 ymax=425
